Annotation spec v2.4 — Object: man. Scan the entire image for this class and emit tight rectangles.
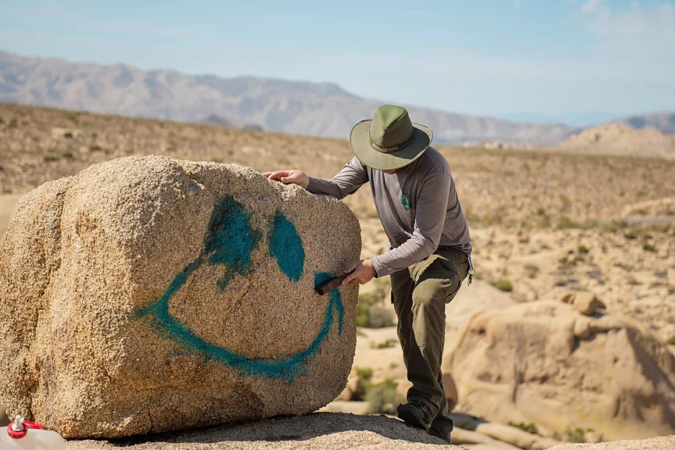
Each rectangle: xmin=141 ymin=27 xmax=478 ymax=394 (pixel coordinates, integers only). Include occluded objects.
xmin=264 ymin=105 xmax=472 ymax=443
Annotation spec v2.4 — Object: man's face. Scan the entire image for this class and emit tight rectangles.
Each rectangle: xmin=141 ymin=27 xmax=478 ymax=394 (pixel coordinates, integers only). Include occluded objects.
xmin=383 ymin=169 xmax=397 ymax=174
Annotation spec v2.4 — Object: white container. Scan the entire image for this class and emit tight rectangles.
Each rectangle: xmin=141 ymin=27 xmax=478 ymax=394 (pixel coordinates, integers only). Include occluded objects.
xmin=0 ymin=416 xmax=66 ymax=450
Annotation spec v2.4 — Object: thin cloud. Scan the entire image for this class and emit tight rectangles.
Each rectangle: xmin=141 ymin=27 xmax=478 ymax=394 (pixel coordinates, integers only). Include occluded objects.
xmin=581 ymin=0 xmax=675 ymax=41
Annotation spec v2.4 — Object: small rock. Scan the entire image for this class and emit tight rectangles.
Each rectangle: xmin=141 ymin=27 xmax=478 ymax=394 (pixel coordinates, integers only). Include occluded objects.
xmin=574 ymin=292 xmax=606 ymax=315
xmin=557 ymin=293 xmax=575 ymax=304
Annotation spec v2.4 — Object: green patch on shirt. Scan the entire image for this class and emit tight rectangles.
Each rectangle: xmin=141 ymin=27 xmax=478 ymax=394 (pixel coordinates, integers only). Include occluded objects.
xmin=401 ymin=193 xmax=411 ymax=211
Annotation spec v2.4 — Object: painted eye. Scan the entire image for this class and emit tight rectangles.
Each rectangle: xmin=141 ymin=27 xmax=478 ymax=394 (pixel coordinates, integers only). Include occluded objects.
xmin=268 ymin=210 xmax=305 ymax=283
xmin=137 ymin=197 xmax=342 ymax=382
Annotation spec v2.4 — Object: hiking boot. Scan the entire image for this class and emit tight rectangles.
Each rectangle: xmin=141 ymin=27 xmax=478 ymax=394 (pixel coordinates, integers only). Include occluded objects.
xmin=397 ymin=400 xmax=435 ymax=430
xmin=428 ymin=414 xmax=453 ymax=444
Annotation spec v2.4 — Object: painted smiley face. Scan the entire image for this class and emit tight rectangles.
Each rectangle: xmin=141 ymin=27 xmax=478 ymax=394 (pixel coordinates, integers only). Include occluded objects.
xmin=137 ymin=197 xmax=343 ymax=383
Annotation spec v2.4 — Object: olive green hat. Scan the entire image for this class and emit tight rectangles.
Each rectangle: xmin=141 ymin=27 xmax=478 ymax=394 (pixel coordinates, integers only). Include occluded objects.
xmin=350 ymin=105 xmax=433 ymax=170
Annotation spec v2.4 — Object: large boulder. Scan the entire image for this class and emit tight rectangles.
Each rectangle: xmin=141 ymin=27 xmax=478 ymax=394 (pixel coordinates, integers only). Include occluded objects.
xmin=446 ymin=301 xmax=675 ymax=441
xmin=0 ymin=156 xmax=361 ymax=438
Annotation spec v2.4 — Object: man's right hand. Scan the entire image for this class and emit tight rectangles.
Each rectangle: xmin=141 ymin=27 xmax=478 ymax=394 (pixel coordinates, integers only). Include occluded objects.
xmin=263 ymin=170 xmax=310 ymax=189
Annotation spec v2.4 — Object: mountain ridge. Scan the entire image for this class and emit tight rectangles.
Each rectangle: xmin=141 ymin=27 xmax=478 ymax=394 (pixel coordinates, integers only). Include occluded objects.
xmin=0 ymin=50 xmax=575 ymax=145
xmin=1 ymin=50 xmax=673 ymax=146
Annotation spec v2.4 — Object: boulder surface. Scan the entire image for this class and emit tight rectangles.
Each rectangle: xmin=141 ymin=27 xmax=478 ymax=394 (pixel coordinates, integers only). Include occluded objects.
xmin=65 ymin=413 xmax=463 ymax=450
xmin=0 ymin=155 xmax=361 ymax=438
xmin=446 ymin=301 xmax=675 ymax=441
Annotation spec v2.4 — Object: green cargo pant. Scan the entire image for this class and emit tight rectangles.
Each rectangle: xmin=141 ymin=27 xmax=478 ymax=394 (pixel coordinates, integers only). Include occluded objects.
xmin=391 ymin=246 xmax=469 ymax=428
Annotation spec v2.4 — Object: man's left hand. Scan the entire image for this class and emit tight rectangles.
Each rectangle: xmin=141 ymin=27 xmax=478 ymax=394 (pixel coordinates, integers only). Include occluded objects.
xmin=342 ymin=259 xmax=376 ymax=285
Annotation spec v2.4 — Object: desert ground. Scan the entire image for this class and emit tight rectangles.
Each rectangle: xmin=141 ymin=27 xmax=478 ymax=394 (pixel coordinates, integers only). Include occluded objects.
xmin=1 ymin=102 xmax=674 ymax=448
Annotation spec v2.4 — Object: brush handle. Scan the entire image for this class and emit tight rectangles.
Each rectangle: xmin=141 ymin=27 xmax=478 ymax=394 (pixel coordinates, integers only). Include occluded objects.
xmin=315 ymin=272 xmax=352 ymax=295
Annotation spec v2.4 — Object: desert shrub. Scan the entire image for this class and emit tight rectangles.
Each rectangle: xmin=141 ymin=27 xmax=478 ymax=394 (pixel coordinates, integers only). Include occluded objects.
xmin=355 ymin=367 xmax=373 ymax=394
xmin=63 ymin=132 xmax=73 ymax=138
xmin=356 ymin=292 xmax=394 ymax=328
xmin=368 ymin=306 xmax=395 ymax=328
xmin=667 ymin=336 xmax=675 ymax=346
xmin=89 ymin=144 xmax=102 ymax=152
xmin=356 ymin=367 xmax=373 ymax=382
xmin=481 ymin=211 xmax=502 ymax=226
xmin=372 ymin=339 xmax=397 ymax=349
xmin=577 ymin=245 xmax=589 ymax=254
xmin=355 ymin=303 xmax=370 ymax=327
xmin=0 ymin=165 xmax=4 ymax=171
xmin=603 ymin=221 xmax=627 ymax=233
xmin=642 ymin=243 xmax=657 ymax=252
xmin=582 ymin=219 xmax=598 ymax=229
xmin=8 ymin=118 xmax=18 ymax=128
xmin=566 ymin=427 xmax=586 ymax=443
xmin=358 ymin=292 xmax=382 ymax=306
xmin=556 ymin=217 xmax=581 ymax=229
xmin=508 ymin=421 xmax=539 ymax=435
xmin=536 ymin=207 xmax=546 ymax=216
xmin=365 ymin=379 xmax=404 ymax=414
xmin=492 ymin=279 xmax=513 ymax=292
xmin=43 ymin=155 xmax=59 ymax=162
xmin=62 ymin=152 xmax=74 ymax=159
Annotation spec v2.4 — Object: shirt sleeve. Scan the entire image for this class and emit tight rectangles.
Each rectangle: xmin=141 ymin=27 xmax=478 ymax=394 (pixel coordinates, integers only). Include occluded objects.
xmin=306 ymin=157 xmax=368 ymax=200
xmin=371 ymin=171 xmax=451 ymax=277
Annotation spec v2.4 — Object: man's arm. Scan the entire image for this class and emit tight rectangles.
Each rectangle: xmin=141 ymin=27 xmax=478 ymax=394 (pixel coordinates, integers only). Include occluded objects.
xmin=265 ymin=157 xmax=368 ymax=200
xmin=306 ymin=157 xmax=368 ymax=199
xmin=370 ymin=172 xmax=451 ymax=278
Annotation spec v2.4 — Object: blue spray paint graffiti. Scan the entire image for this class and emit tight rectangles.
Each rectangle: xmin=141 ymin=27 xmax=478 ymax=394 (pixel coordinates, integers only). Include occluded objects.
xmin=137 ymin=197 xmax=343 ymax=382
xmin=205 ymin=198 xmax=261 ymax=290
xmin=269 ymin=210 xmax=305 ymax=283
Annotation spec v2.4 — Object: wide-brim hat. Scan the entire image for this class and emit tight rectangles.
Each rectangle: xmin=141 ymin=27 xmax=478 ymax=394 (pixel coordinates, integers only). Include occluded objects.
xmin=350 ymin=105 xmax=433 ymax=171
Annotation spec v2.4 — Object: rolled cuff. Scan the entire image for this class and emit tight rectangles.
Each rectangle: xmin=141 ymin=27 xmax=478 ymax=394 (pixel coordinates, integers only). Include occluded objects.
xmin=371 ymin=255 xmax=394 ymax=278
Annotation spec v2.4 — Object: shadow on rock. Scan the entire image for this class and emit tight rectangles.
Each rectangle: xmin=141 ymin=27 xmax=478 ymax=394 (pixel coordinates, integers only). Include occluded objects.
xmin=71 ymin=413 xmax=447 ymax=448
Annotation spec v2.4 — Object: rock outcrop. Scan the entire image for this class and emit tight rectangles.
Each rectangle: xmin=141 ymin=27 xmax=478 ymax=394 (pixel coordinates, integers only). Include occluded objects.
xmin=446 ymin=301 xmax=675 ymax=441
xmin=0 ymin=156 xmax=362 ymax=438
xmin=558 ymin=123 xmax=675 ymax=158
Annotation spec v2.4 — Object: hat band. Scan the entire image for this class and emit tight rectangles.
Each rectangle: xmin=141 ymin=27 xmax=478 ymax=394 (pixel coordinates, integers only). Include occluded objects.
xmin=369 ymin=132 xmax=415 ymax=154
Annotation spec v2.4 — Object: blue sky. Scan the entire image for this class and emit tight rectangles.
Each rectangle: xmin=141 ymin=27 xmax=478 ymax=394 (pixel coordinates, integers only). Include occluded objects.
xmin=1 ymin=0 xmax=674 ymax=125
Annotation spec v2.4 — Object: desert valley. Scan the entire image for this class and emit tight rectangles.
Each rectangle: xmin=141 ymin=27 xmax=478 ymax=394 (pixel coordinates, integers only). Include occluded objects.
xmin=1 ymin=100 xmax=674 ymax=449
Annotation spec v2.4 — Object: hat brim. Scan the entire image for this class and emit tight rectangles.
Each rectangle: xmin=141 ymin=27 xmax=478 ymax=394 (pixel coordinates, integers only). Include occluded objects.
xmin=349 ymin=120 xmax=433 ymax=170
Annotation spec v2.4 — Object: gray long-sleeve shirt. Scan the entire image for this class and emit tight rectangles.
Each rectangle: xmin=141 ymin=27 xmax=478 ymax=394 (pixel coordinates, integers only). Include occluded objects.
xmin=307 ymin=147 xmax=471 ymax=277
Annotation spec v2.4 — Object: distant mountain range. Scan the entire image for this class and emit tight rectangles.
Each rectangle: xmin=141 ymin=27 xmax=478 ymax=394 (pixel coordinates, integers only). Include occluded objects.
xmin=0 ymin=50 xmax=672 ymax=146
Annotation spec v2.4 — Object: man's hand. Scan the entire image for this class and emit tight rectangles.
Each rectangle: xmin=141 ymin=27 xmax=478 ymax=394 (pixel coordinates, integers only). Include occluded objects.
xmin=342 ymin=259 xmax=376 ymax=286
xmin=263 ymin=170 xmax=309 ymax=189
